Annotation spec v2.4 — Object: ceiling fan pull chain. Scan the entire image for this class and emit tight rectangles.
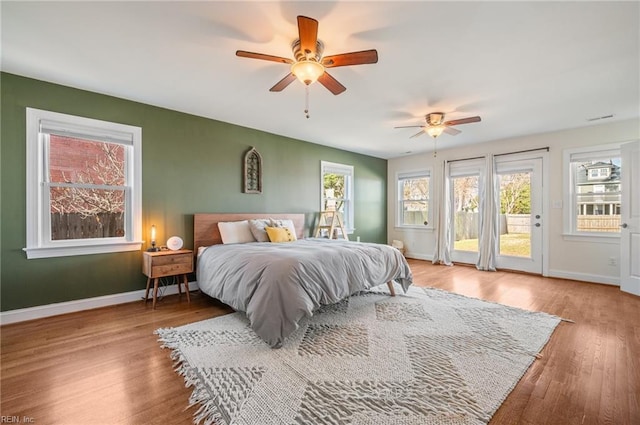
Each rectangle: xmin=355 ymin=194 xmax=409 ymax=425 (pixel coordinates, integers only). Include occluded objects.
xmin=304 ymin=85 xmax=310 ymax=119
xmin=433 ymin=139 xmax=438 ymax=157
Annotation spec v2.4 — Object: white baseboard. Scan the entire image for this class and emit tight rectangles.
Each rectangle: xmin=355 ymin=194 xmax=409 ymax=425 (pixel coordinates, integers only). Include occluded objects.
xmin=405 ymin=252 xmax=433 ymax=261
xmin=548 ymin=270 xmax=619 ymax=286
xmin=398 ymin=254 xmax=618 ymax=287
xmin=0 ymin=281 xmax=199 ymax=325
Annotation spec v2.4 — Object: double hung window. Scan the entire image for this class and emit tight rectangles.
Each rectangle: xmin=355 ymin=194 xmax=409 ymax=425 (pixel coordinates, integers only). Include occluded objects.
xmin=25 ymin=108 xmax=142 ymax=258
xmin=563 ymin=143 xmax=621 ymax=237
xmin=397 ymin=170 xmax=431 ymax=228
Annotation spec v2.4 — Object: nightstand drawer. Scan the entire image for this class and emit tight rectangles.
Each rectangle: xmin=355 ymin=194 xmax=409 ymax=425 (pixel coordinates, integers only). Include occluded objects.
xmin=143 ymin=250 xmax=193 ymax=278
xmin=151 ymin=261 xmax=192 ymax=277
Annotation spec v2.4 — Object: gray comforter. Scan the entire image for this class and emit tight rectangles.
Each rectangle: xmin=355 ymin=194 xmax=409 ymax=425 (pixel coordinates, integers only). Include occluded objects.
xmin=197 ymin=238 xmax=413 ymax=348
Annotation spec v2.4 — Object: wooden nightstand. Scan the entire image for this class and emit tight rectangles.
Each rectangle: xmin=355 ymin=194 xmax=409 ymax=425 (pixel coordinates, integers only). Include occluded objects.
xmin=143 ymin=249 xmax=193 ymax=309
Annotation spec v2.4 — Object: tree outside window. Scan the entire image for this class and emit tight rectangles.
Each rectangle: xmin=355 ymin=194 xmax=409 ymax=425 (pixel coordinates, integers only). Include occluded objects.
xmin=320 ymin=161 xmax=354 ymax=232
xmin=49 ymin=136 xmax=126 ymax=240
xmin=397 ymin=172 xmax=430 ymax=226
xmin=323 ymin=173 xmax=345 ymax=213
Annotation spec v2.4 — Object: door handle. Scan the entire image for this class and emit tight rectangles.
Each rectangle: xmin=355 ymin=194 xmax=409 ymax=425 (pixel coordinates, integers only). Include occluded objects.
xmin=620 ymin=223 xmax=628 ymax=228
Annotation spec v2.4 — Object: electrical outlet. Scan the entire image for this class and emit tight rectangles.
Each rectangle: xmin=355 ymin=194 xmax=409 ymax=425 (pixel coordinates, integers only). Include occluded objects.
xmin=608 ymin=257 xmax=617 ymax=266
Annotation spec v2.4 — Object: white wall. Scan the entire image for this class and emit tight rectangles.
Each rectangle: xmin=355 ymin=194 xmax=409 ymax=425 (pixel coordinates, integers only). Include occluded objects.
xmin=388 ymin=118 xmax=640 ymax=285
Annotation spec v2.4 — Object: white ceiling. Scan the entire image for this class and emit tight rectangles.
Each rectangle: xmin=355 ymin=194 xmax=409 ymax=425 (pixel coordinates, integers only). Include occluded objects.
xmin=2 ymin=1 xmax=638 ymax=159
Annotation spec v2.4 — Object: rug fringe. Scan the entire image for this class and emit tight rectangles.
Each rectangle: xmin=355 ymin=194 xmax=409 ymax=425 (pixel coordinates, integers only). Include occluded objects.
xmin=156 ymin=328 xmax=226 ymax=425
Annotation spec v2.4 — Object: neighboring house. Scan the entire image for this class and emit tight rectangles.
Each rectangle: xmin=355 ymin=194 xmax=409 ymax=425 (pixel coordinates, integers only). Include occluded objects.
xmin=575 ymin=161 xmax=621 ymax=216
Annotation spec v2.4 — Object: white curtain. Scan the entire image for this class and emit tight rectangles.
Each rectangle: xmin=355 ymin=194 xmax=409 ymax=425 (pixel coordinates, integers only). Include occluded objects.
xmin=432 ymin=160 xmax=452 ymax=265
xmin=476 ymin=154 xmax=498 ymax=271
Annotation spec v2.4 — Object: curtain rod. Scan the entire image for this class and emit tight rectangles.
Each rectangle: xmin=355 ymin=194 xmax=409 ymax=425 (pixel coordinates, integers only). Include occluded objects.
xmin=495 ymin=147 xmax=550 ymax=157
xmin=447 ymin=147 xmax=550 ymax=163
xmin=447 ymin=156 xmax=484 ymax=163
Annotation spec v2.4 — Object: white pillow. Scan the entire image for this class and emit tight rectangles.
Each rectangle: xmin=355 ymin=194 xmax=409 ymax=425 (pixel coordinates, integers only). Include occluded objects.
xmin=218 ymin=220 xmax=256 ymax=244
xmin=270 ymin=218 xmax=297 ymax=241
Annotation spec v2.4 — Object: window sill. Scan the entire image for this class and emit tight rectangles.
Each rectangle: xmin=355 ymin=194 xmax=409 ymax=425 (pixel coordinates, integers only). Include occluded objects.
xmin=561 ymin=233 xmax=620 ymax=244
xmin=394 ymin=226 xmax=434 ymax=232
xmin=24 ymin=241 xmax=144 ymax=259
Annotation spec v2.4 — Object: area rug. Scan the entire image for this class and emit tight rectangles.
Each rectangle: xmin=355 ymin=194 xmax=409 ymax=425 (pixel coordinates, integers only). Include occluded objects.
xmin=156 ymin=286 xmax=562 ymax=425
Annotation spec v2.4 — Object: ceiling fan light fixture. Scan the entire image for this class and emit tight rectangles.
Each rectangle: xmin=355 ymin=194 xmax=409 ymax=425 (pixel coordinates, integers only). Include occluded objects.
xmin=426 ymin=126 xmax=445 ymax=138
xmin=291 ymin=60 xmax=325 ymax=85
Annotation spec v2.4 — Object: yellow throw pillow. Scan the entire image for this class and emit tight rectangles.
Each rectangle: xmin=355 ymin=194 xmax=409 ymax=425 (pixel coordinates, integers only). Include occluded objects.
xmin=265 ymin=226 xmax=296 ymax=243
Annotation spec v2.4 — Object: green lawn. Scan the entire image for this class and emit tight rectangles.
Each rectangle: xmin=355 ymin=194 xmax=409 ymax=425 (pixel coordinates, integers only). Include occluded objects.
xmin=454 ymin=233 xmax=531 ymax=257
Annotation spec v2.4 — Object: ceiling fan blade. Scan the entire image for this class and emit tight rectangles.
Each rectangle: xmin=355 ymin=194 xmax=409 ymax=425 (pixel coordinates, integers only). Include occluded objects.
xmin=444 ymin=116 xmax=481 ymax=126
xmin=318 ymin=71 xmax=346 ymax=95
xmin=410 ymin=130 xmax=426 ymax=139
xmin=394 ymin=125 xmax=424 ymax=129
xmin=298 ymin=16 xmax=319 ymax=58
xmin=269 ymin=73 xmax=297 ymax=92
xmin=322 ymin=49 xmax=379 ymax=68
xmin=236 ymin=50 xmax=293 ymax=64
xmin=444 ymin=126 xmax=462 ymax=136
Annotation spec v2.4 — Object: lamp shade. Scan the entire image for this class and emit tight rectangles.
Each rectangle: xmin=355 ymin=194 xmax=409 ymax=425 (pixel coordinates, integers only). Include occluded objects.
xmin=291 ymin=60 xmax=325 ymax=85
xmin=426 ymin=126 xmax=445 ymax=138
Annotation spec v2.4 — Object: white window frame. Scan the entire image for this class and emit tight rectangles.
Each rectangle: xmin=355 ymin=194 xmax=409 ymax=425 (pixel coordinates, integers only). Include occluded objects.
xmin=396 ymin=169 xmax=432 ymax=230
xmin=320 ymin=161 xmax=354 ymax=234
xmin=562 ymin=142 xmax=621 ymax=243
xmin=24 ymin=108 xmax=143 ymax=259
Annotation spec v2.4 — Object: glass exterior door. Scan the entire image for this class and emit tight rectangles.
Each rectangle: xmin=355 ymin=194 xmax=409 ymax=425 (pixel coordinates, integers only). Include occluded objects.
xmin=495 ymin=157 xmax=543 ymax=273
xmin=452 ymin=175 xmax=480 ymax=253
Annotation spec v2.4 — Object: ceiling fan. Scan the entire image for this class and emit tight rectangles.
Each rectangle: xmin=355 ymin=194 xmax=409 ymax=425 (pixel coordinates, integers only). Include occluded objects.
xmin=395 ymin=112 xmax=481 ymax=157
xmin=395 ymin=112 xmax=481 ymax=139
xmin=236 ymin=16 xmax=378 ymax=116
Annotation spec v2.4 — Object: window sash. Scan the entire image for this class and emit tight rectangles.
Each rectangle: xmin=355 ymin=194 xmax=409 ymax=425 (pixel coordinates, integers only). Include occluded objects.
xmin=40 ymin=118 xmax=134 ymax=145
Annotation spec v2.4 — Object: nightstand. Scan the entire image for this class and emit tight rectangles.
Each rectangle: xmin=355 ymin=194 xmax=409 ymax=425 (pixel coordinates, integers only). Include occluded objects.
xmin=143 ymin=249 xmax=193 ymax=309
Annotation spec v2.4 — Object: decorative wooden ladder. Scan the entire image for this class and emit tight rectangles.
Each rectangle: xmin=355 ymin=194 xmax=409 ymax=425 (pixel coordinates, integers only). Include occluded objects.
xmin=314 ymin=211 xmax=349 ymax=240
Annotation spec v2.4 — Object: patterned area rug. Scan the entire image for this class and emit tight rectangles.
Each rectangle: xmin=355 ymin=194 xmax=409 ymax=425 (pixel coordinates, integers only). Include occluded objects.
xmin=156 ymin=286 xmax=562 ymax=425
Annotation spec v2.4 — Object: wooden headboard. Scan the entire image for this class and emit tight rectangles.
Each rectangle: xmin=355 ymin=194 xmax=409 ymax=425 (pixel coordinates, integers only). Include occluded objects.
xmin=193 ymin=213 xmax=306 ymax=249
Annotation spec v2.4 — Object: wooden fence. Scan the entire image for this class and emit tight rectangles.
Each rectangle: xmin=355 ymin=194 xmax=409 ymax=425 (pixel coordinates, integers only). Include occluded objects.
xmin=577 ymin=215 xmax=620 ymax=232
xmin=454 ymin=213 xmax=620 ymax=241
xmin=403 ymin=211 xmax=428 ymax=226
xmin=51 ymin=212 xmax=124 ymax=240
xmin=455 ymin=212 xmax=479 ymax=240
xmin=455 ymin=213 xmax=531 ymax=241
xmin=505 ymin=214 xmax=531 ymax=234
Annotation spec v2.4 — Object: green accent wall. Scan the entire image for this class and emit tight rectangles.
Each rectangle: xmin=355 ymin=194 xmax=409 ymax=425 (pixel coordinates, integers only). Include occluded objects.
xmin=0 ymin=72 xmax=387 ymax=311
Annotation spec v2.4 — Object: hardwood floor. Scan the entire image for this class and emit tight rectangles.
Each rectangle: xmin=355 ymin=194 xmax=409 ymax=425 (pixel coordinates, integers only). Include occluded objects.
xmin=1 ymin=259 xmax=638 ymax=424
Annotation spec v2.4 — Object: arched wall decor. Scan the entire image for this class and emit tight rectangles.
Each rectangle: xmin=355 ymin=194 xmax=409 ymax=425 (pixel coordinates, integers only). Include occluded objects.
xmin=243 ymin=147 xmax=263 ymax=194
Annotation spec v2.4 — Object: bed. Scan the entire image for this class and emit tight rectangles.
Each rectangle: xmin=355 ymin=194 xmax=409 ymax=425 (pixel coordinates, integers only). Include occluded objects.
xmin=193 ymin=213 xmax=413 ymax=348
